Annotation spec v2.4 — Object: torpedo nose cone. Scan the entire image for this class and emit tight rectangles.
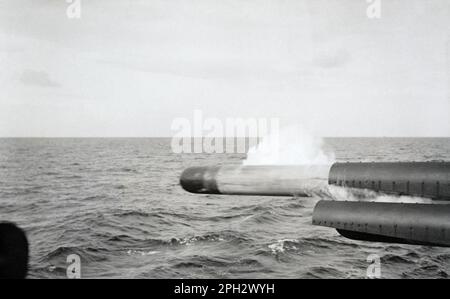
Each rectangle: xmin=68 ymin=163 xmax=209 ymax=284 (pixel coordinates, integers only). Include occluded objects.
xmin=180 ymin=167 xmax=220 ymax=194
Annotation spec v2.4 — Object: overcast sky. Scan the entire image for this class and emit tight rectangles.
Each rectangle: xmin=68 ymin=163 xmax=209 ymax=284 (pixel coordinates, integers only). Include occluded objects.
xmin=0 ymin=0 xmax=449 ymax=137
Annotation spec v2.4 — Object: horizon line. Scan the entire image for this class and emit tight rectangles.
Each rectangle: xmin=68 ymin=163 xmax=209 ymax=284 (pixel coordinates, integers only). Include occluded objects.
xmin=0 ymin=136 xmax=449 ymax=139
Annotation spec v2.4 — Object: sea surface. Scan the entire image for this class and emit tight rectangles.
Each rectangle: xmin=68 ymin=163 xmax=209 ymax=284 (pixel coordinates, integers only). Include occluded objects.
xmin=0 ymin=138 xmax=449 ymax=279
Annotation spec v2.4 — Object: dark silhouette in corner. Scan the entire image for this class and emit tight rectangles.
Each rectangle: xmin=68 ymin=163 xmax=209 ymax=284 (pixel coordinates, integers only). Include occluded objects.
xmin=0 ymin=222 xmax=29 ymax=279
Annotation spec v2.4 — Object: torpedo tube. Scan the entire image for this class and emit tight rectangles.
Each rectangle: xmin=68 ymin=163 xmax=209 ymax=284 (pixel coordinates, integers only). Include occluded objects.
xmin=328 ymin=162 xmax=450 ymax=200
xmin=312 ymin=200 xmax=450 ymax=247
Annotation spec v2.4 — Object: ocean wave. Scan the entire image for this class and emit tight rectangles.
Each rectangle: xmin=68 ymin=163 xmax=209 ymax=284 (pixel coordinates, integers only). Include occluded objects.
xmin=402 ymin=263 xmax=449 ymax=279
xmin=250 ymin=210 xmax=282 ymax=224
xmin=39 ymin=246 xmax=109 ymax=263
xmin=103 ymin=230 xmax=251 ymax=249
xmin=172 ymin=256 xmax=230 ymax=269
xmin=299 ymin=236 xmax=363 ymax=250
xmin=113 ymin=210 xmax=153 ymax=218
xmin=126 ymin=249 xmax=160 ymax=256
xmin=304 ymin=266 xmax=346 ymax=279
xmin=381 ymin=254 xmax=415 ymax=264
xmin=268 ymin=239 xmax=299 ymax=254
xmin=173 ymin=231 xmax=252 ymax=246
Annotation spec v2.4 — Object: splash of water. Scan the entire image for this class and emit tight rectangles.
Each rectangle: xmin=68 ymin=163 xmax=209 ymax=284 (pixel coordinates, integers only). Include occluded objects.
xmin=325 ymin=185 xmax=432 ymax=204
xmin=243 ymin=125 xmax=335 ymax=166
xmin=242 ymin=125 xmax=431 ymax=204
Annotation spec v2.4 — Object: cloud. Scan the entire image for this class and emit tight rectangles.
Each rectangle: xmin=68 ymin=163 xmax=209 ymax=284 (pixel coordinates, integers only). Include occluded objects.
xmin=19 ymin=70 xmax=60 ymax=88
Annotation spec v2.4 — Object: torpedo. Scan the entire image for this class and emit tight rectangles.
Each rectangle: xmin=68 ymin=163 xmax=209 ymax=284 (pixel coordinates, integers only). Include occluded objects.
xmin=180 ymin=165 xmax=330 ymax=197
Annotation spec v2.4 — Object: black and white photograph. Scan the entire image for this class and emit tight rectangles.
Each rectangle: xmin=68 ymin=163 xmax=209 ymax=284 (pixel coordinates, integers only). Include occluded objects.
xmin=1 ymin=0 xmax=449 ymax=285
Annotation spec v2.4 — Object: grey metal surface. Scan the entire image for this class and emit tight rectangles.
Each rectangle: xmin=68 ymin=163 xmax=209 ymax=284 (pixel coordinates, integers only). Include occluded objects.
xmin=180 ymin=166 xmax=221 ymax=194
xmin=329 ymin=162 xmax=450 ymax=200
xmin=312 ymin=200 xmax=450 ymax=247
xmin=180 ymin=165 xmax=329 ymax=196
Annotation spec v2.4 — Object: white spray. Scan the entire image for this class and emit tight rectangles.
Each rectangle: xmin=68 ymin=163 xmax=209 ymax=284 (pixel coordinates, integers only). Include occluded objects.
xmin=243 ymin=125 xmax=335 ymax=166
xmin=242 ymin=125 xmax=429 ymax=203
xmin=240 ymin=125 xmax=334 ymax=196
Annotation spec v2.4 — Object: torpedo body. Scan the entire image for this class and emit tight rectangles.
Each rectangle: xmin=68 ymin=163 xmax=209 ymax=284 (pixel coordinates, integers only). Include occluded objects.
xmin=180 ymin=165 xmax=329 ymax=197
